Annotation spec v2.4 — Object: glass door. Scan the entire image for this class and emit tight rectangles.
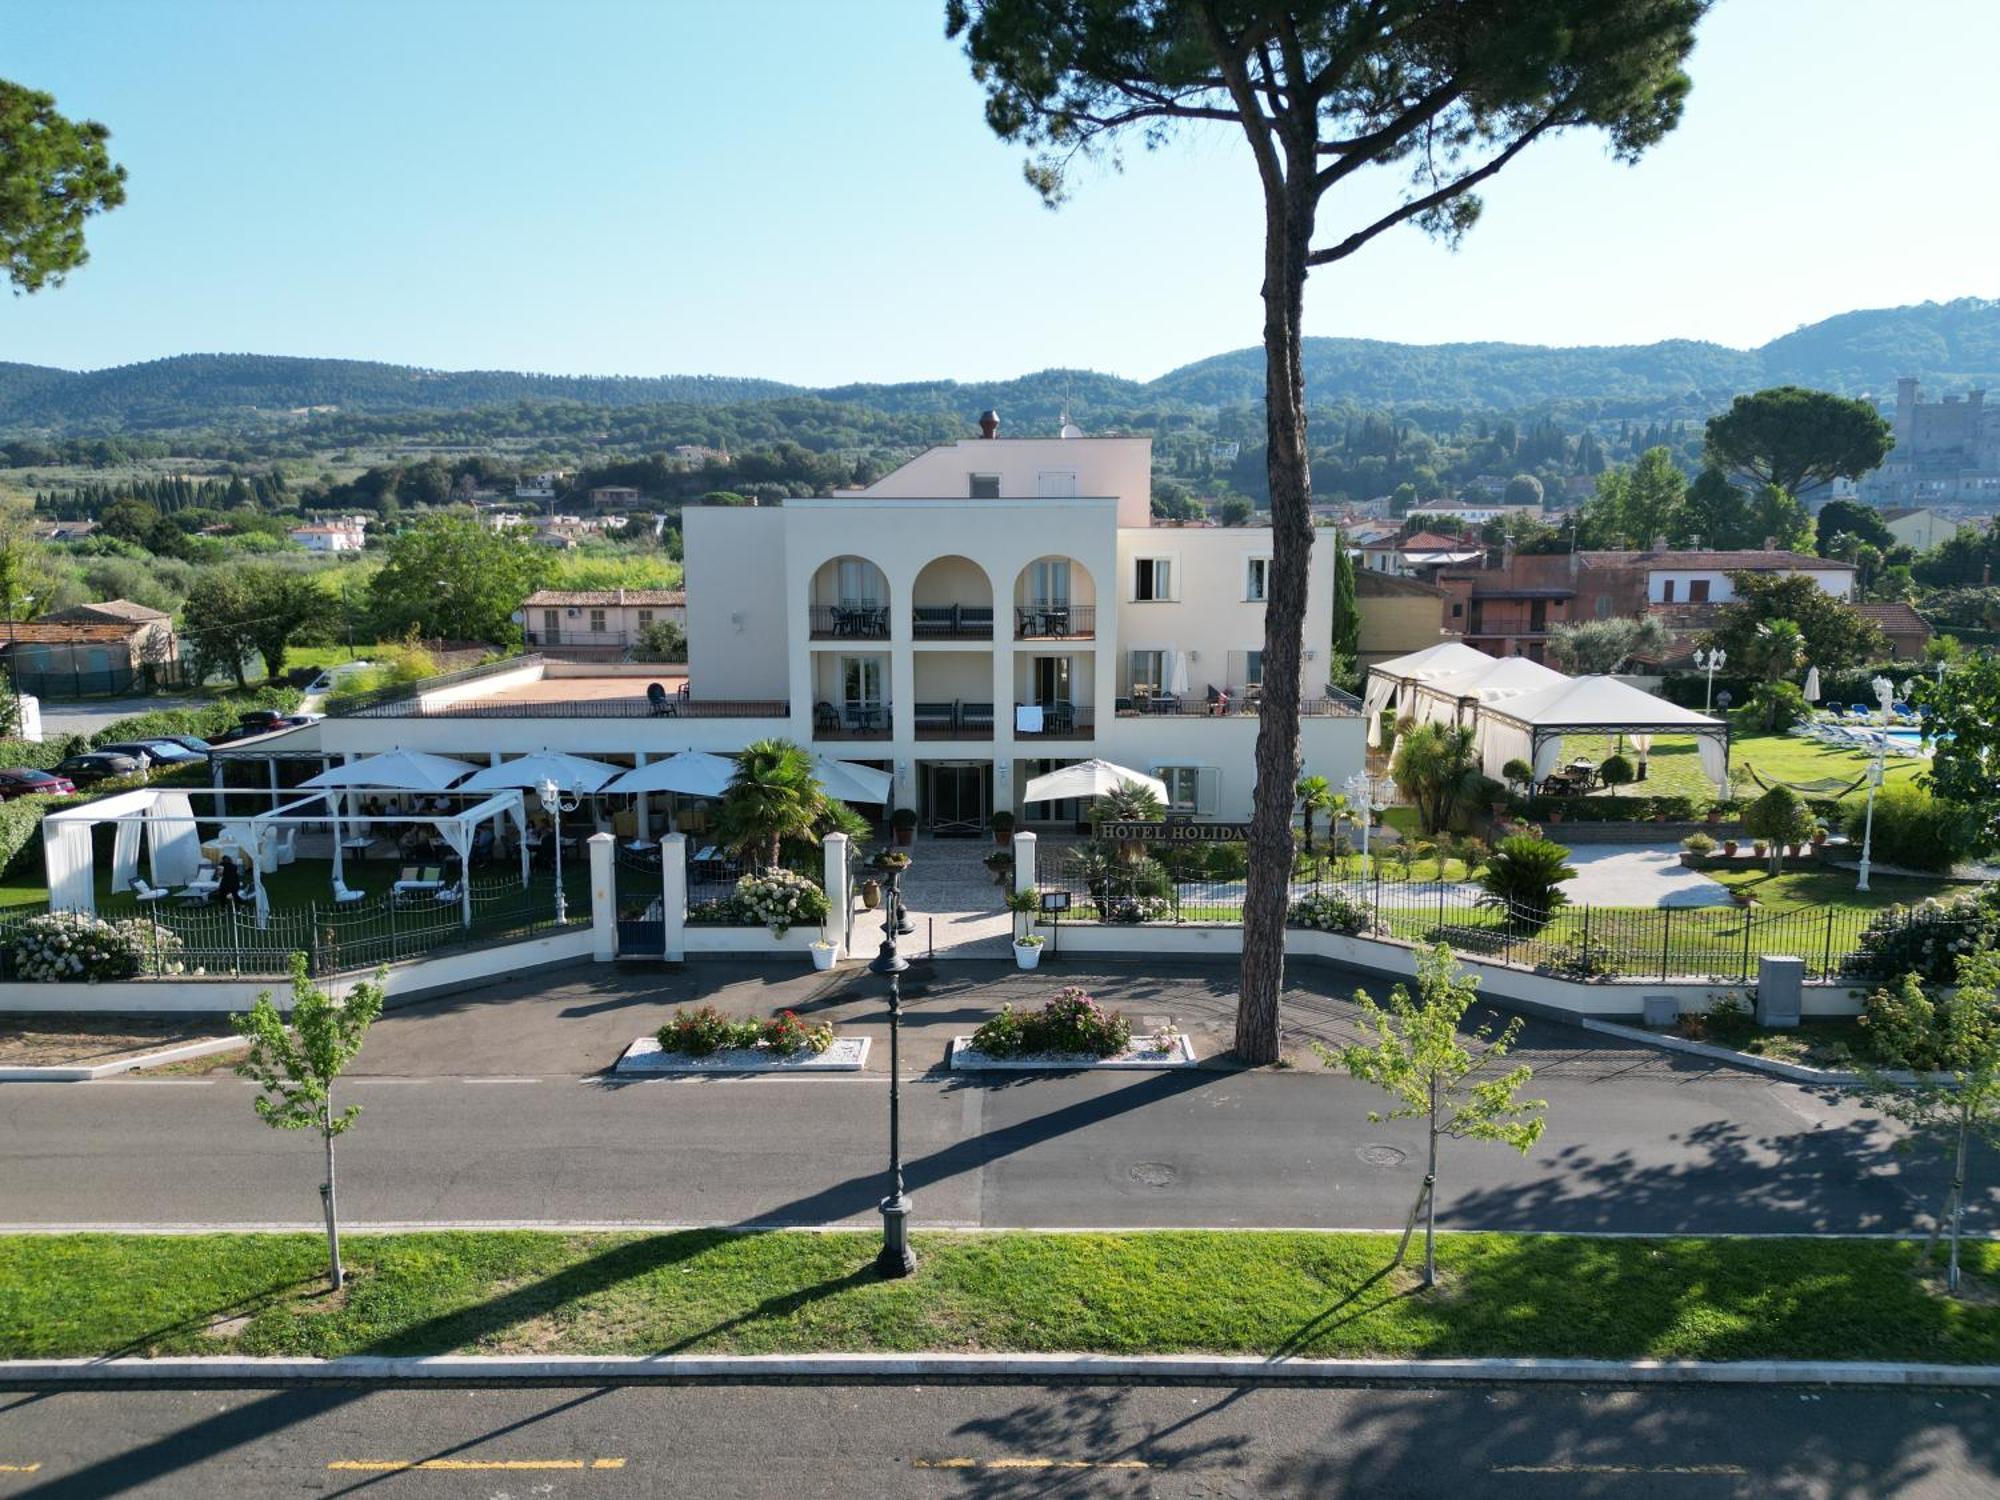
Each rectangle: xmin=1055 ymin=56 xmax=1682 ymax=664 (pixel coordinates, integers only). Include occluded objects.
xmin=925 ymin=763 xmax=988 ymax=836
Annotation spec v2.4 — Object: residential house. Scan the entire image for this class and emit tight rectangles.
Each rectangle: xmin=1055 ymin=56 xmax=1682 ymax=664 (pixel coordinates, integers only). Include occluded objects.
xmin=1355 ymin=569 xmax=1457 ymax=668
xmin=1880 ymin=506 xmax=1950 ymax=552
xmin=289 ymin=519 xmax=367 ymax=553
xmin=588 ymin=486 xmax=642 ymax=509
xmin=0 ymin=613 xmax=180 ymax=695
xmin=1354 ymin=530 xmax=1484 ymax=578
xmin=31 ymin=519 xmax=98 ymax=543
xmin=1404 ymin=500 xmax=1543 ymax=527
xmin=515 ymin=470 xmax=571 ymax=501
xmin=517 ymin=588 xmax=687 ymax=657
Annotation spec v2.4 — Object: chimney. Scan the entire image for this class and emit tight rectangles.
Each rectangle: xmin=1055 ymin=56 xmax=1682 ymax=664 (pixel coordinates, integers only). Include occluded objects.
xmin=1651 ymin=535 xmax=1668 ymax=552
xmin=1763 ymin=536 xmax=1776 ymax=550
xmin=978 ymin=409 xmax=1000 ymax=439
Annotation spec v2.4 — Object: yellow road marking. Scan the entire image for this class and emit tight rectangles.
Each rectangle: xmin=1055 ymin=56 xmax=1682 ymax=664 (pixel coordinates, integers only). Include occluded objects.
xmin=0 ymin=1465 xmax=42 ymax=1474
xmin=1493 ymin=1464 xmax=1749 ymax=1475
xmin=913 ymin=1458 xmax=1152 ymax=1470
xmin=328 ymin=1458 xmax=624 ymax=1472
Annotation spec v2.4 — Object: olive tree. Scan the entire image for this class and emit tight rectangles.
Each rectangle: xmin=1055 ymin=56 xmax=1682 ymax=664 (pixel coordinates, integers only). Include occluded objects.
xmin=233 ymin=958 xmax=385 ymax=1291
xmin=947 ymin=0 xmax=1710 ymax=1062
xmin=1318 ymin=944 xmax=1546 ymax=1286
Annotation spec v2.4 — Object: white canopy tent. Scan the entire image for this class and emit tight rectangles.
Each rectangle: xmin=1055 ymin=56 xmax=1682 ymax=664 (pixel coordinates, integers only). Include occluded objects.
xmin=1404 ymin=654 xmax=1568 ymax=729
xmin=43 ymin=789 xmax=204 ymax=916
xmin=810 ymin=756 xmax=892 ymax=805
xmin=460 ymin=751 xmax=625 ymax=794
xmin=604 ymin=751 xmax=738 ymax=798
xmin=1361 ymin=642 xmax=1501 ymax=746
xmin=1472 ymin=675 xmax=1731 ymax=792
xmin=299 ymin=751 xmax=482 ymax=792
xmin=1023 ymin=759 xmax=1169 ymax=805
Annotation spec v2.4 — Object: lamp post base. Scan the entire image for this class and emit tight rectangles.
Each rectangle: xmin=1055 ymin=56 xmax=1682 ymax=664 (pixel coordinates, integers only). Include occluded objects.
xmin=876 ymin=1193 xmax=916 ymax=1278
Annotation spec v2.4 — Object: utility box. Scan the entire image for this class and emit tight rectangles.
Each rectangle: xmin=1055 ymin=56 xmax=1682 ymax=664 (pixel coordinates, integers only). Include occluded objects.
xmin=1756 ymin=956 xmax=1804 ymax=1030
xmin=1641 ymin=994 xmax=1679 ymax=1028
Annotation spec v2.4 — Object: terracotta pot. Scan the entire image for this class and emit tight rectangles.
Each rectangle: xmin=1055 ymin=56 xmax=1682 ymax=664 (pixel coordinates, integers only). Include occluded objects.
xmin=894 ymin=826 xmax=913 ymax=847
xmin=1785 ymin=843 xmax=1800 ymax=858
xmin=860 ymin=880 xmax=881 ymax=910
xmin=1706 ymin=808 xmax=1722 ymax=824
xmin=995 ymin=830 xmax=1012 ymax=846
xmin=1722 ymin=840 xmax=1738 ymax=856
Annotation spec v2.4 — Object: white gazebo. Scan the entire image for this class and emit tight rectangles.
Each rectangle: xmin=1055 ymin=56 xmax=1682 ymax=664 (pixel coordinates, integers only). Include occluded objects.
xmin=1361 ymin=642 xmax=1502 ymax=746
xmin=1472 ymin=675 xmax=1731 ymax=792
xmin=1404 ymin=654 xmax=1569 ymax=729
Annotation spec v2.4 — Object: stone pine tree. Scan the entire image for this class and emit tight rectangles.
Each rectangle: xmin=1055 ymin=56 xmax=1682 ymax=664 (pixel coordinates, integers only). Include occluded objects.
xmin=948 ymin=0 xmax=1711 ymax=1062
xmin=1705 ymin=386 xmax=1895 ymax=502
xmin=233 ymin=958 xmax=386 ymax=1292
xmin=1319 ymin=945 xmax=1546 ymax=1287
xmin=0 ymin=80 xmax=127 ymax=294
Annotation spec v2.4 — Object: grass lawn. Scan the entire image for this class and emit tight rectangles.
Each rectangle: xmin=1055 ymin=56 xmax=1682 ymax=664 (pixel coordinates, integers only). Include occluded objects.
xmin=1558 ymin=733 xmax=1716 ymax=805
xmin=5 ymin=1230 xmax=2000 ymax=1364
xmin=1706 ymin=866 xmax=1963 ymax=914
xmin=1729 ymin=730 xmax=1926 ymax=809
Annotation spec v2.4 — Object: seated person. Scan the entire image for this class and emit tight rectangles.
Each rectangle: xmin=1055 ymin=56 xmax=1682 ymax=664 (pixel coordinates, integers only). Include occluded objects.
xmin=215 ymin=857 xmax=243 ymax=901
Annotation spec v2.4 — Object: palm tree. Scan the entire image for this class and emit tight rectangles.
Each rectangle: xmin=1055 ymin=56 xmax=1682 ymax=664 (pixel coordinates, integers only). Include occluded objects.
xmin=1751 ymin=619 xmax=1807 ymax=729
xmin=1389 ymin=721 xmax=1482 ymax=835
xmin=716 ymin=738 xmax=827 ymax=870
xmin=1091 ymin=778 xmax=1166 ymax=865
xmin=1296 ymin=775 xmax=1335 ymax=854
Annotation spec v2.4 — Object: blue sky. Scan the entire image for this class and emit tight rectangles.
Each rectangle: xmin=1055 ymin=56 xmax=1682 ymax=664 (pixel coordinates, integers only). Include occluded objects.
xmin=6 ymin=0 xmax=1997 ymax=385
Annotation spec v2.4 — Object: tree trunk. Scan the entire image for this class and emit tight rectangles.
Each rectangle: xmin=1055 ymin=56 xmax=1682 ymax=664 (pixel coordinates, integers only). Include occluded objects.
xmin=1236 ymin=173 xmax=1315 ymax=1066
xmin=1423 ymin=1076 xmax=1440 ymax=1289
xmin=321 ymin=1117 xmax=344 ymax=1293
xmin=1949 ymin=1114 xmax=1968 ymax=1295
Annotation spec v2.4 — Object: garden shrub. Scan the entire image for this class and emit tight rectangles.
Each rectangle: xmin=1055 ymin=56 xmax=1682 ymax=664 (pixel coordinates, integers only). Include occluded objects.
xmin=1599 ymin=753 xmax=1635 ymax=787
xmin=970 ymin=987 xmax=1132 ymax=1059
xmin=1842 ymin=783 xmax=1971 ymax=874
xmin=1849 ymin=889 xmax=2000 ymax=983
xmin=1680 ymin=832 xmax=1717 ymax=857
xmin=657 ymin=1005 xmax=764 ymax=1056
xmin=731 ymin=869 xmax=829 ymax=934
xmin=1858 ymin=973 xmax=1949 ymax=1071
xmin=1287 ymin=889 xmax=1372 ymax=935
xmin=761 ymin=1010 xmax=834 ymax=1057
xmin=0 ymin=738 xmax=70 ymax=771
xmin=1475 ymin=834 xmax=1577 ymax=929
xmin=4 ymin=910 xmax=184 ymax=981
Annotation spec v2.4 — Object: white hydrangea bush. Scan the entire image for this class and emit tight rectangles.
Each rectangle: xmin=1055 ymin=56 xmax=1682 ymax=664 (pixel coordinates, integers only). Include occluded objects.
xmin=6 ymin=910 xmax=185 ymax=981
xmin=733 ymin=869 xmax=830 ymax=936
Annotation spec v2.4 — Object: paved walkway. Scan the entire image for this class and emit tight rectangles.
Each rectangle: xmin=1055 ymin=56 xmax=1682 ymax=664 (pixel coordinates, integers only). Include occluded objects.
xmin=1559 ymin=846 xmax=1734 ymax=907
xmin=885 ymin=834 xmax=1013 ymax=957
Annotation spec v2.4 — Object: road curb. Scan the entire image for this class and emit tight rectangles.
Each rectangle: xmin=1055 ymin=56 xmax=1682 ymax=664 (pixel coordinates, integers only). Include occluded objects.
xmin=5 ymin=1353 xmax=2000 ymax=1388
xmin=1578 ymin=1018 xmax=1954 ymax=1087
xmin=0 ymin=1036 xmax=246 ymax=1083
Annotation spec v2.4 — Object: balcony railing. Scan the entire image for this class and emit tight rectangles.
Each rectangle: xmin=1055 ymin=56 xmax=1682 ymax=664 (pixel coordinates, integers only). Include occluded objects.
xmin=809 ymin=603 xmax=891 ymax=640
xmin=1114 ymin=687 xmax=1360 ymax=718
xmin=913 ymin=701 xmax=995 ymax=739
xmin=1012 ymin=703 xmax=1094 ymax=740
xmin=912 ymin=604 xmax=995 ymax=641
xmin=1014 ymin=603 xmax=1095 ymax=640
xmin=813 ymin=703 xmax=892 ymax=740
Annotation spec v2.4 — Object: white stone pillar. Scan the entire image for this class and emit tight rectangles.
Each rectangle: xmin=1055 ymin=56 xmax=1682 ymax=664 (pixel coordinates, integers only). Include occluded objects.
xmin=1011 ymin=829 xmax=1037 ymax=941
xmin=822 ymin=831 xmax=851 ymax=954
xmin=587 ymin=831 xmax=617 ymax=961
xmin=633 ymin=751 xmax=650 ymax=845
xmin=660 ymin=831 xmax=687 ymax=962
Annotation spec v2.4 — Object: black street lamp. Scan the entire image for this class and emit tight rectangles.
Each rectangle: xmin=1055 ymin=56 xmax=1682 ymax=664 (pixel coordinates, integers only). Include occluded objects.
xmin=869 ymin=859 xmax=917 ymax=1278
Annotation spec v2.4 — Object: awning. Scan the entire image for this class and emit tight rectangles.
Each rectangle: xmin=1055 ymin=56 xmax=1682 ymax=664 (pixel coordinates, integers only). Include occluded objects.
xmin=605 ymin=751 xmax=738 ymax=797
xmin=1023 ymin=759 xmax=1168 ymax=805
xmin=460 ymin=751 xmax=624 ymax=794
xmin=299 ymin=751 xmax=481 ymax=791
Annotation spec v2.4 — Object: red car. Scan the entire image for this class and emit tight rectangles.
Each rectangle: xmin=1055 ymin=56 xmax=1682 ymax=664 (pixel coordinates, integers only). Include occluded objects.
xmin=0 ymin=767 xmax=76 ymax=799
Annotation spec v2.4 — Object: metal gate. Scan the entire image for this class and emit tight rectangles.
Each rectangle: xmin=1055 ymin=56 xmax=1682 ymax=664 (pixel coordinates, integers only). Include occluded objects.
xmin=613 ymin=842 xmax=666 ymax=958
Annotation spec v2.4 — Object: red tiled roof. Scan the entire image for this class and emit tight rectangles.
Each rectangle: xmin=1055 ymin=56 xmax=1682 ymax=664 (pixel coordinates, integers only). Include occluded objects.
xmin=522 ymin=588 xmax=686 ymax=607
xmin=0 ymin=621 xmax=144 ymax=645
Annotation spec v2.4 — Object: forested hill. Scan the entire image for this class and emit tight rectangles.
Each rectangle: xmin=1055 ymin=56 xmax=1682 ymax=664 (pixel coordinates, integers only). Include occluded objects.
xmin=4 ymin=297 xmax=1997 ymax=434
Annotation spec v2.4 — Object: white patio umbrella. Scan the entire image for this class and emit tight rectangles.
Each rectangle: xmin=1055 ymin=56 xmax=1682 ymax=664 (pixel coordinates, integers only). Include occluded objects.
xmin=459 ymin=751 xmax=624 ymax=793
xmin=1803 ymin=666 xmax=1821 ymax=703
xmin=605 ymin=750 xmax=738 ymax=797
xmin=1023 ymin=758 xmax=1168 ymax=805
xmin=300 ymin=751 xmax=480 ymax=791
xmin=811 ymin=755 xmax=892 ymax=804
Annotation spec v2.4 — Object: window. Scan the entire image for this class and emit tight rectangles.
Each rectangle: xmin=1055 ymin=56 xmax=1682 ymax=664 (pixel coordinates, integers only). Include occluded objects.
xmin=840 ymin=656 xmax=884 ymax=709
xmin=1660 ymin=579 xmax=1676 ymax=603
xmin=542 ymin=609 xmax=559 ymax=638
xmin=969 ymin=473 xmax=1001 ymax=500
xmin=1244 ymin=650 xmax=1264 ymax=688
xmin=1028 ymin=558 xmax=1070 ymax=605
xmin=1032 ymin=656 xmax=1072 ymax=706
xmin=1595 ymin=595 xmax=1613 ymax=619
xmin=1128 ymin=649 xmax=1166 ymax=695
xmin=1158 ymin=766 xmax=1200 ymax=813
xmin=1245 ymin=557 xmax=1269 ymax=602
xmin=637 ymin=609 xmax=654 ymax=628
xmin=1451 ymin=602 xmax=1464 ymax=619
xmin=1134 ymin=557 xmax=1173 ymax=601
xmin=836 ymin=559 xmax=880 ymax=605
xmin=589 ymin=608 xmax=607 ymax=633
xmin=1036 ymin=470 xmax=1078 ymax=498
xmin=1688 ymin=578 xmax=1711 ymax=603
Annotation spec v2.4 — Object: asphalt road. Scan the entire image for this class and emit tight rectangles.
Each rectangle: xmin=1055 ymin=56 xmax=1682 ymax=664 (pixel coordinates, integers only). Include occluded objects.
xmin=1 ymin=1382 xmax=1995 ymax=1498
xmin=1 ymin=958 xmax=1989 ymax=1234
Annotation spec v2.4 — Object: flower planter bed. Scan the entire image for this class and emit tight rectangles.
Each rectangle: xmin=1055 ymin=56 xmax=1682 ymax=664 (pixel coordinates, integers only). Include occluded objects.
xmin=949 ymin=1033 xmax=1198 ymax=1071
xmin=615 ymin=1035 xmax=870 ymax=1074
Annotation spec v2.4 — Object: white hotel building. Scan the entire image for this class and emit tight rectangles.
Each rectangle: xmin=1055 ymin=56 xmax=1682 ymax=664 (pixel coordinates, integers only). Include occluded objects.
xmin=282 ymin=429 xmax=1363 ymax=832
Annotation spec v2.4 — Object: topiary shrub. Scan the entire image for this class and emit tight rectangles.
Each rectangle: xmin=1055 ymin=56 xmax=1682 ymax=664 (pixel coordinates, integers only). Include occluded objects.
xmin=1744 ymin=785 xmax=1815 ymax=872
xmin=1287 ymin=889 xmax=1373 ymax=934
xmin=1842 ymin=783 xmax=1972 ymax=874
xmin=1475 ymin=834 xmax=1578 ymax=930
xmin=1501 ymin=757 xmax=1533 ymax=791
xmin=1680 ymin=832 xmax=1717 ymax=858
xmin=1599 ymin=753 xmax=1635 ymax=788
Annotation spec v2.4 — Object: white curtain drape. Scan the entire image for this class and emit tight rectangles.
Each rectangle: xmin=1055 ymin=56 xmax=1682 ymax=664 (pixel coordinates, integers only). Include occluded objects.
xmin=1699 ymin=733 xmax=1729 ymax=790
xmin=147 ymin=792 xmax=200 ymax=887
xmin=1532 ymin=734 xmax=1566 ymax=782
xmin=1362 ymin=675 xmax=1397 ymax=747
xmin=1479 ymin=720 xmax=1534 ymax=783
xmin=110 ymin=817 xmax=142 ymax=893
xmin=45 ymin=821 xmax=94 ymax=914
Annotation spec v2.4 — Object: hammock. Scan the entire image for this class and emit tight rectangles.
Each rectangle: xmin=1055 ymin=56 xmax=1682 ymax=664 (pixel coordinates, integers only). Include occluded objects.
xmin=1742 ymin=762 xmax=1869 ymax=798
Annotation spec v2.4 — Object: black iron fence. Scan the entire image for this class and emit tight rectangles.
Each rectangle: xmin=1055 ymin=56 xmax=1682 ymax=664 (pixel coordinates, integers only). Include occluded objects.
xmin=0 ymin=872 xmax=577 ymax=983
xmin=1014 ymin=604 xmax=1096 ymax=639
xmin=809 ymin=604 xmax=891 ymax=640
xmin=1033 ymin=854 xmax=1964 ymax=986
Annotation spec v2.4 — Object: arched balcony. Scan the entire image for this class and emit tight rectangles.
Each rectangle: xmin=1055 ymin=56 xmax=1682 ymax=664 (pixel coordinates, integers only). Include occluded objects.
xmin=911 ymin=554 xmax=995 ymax=641
xmin=807 ymin=555 xmax=891 ymax=641
xmin=1012 ymin=556 xmax=1096 ymax=641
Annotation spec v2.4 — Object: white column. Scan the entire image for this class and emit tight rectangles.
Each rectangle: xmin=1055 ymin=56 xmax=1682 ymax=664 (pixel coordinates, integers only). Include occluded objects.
xmin=587 ymin=831 xmax=616 ymax=961
xmin=660 ymin=831 xmax=687 ymax=962
xmin=822 ymin=831 xmax=850 ymax=953
xmin=633 ymin=751 xmax=650 ymax=845
xmin=1011 ymin=829 xmax=1038 ymax=941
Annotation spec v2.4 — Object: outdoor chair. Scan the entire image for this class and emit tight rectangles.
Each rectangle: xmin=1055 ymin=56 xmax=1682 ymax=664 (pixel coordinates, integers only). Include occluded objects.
xmin=814 ymin=700 xmax=840 ymax=733
xmin=1851 ymin=703 xmax=1872 ymax=718
xmin=395 ymin=864 xmax=419 ymax=885
xmin=647 ymin=682 xmax=676 ymax=717
xmin=130 ymin=878 xmax=170 ymax=904
xmin=332 ymin=879 xmax=365 ymax=905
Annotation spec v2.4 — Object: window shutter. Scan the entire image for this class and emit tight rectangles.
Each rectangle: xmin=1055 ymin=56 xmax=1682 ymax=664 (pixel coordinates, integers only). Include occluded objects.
xmin=1195 ymin=767 xmax=1220 ymax=816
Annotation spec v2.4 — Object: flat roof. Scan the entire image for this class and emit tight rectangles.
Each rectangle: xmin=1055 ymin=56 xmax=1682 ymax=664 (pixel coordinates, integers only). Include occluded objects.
xmin=470 ymin=672 xmax=690 ymax=708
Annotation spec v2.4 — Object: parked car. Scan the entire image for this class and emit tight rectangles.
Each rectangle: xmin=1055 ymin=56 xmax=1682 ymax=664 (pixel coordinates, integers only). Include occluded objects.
xmin=141 ymin=737 xmax=212 ymax=761
xmin=305 ymin=661 xmax=374 ymax=696
xmin=54 ymin=751 xmax=144 ymax=785
xmin=95 ymin=742 xmax=165 ymax=769
xmin=124 ymin=739 xmax=207 ymax=765
xmin=0 ymin=767 xmax=75 ymax=799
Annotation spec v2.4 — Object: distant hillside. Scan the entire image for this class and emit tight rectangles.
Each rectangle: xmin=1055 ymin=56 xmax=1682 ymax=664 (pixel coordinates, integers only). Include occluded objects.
xmin=4 ymin=297 xmax=1998 ymax=435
